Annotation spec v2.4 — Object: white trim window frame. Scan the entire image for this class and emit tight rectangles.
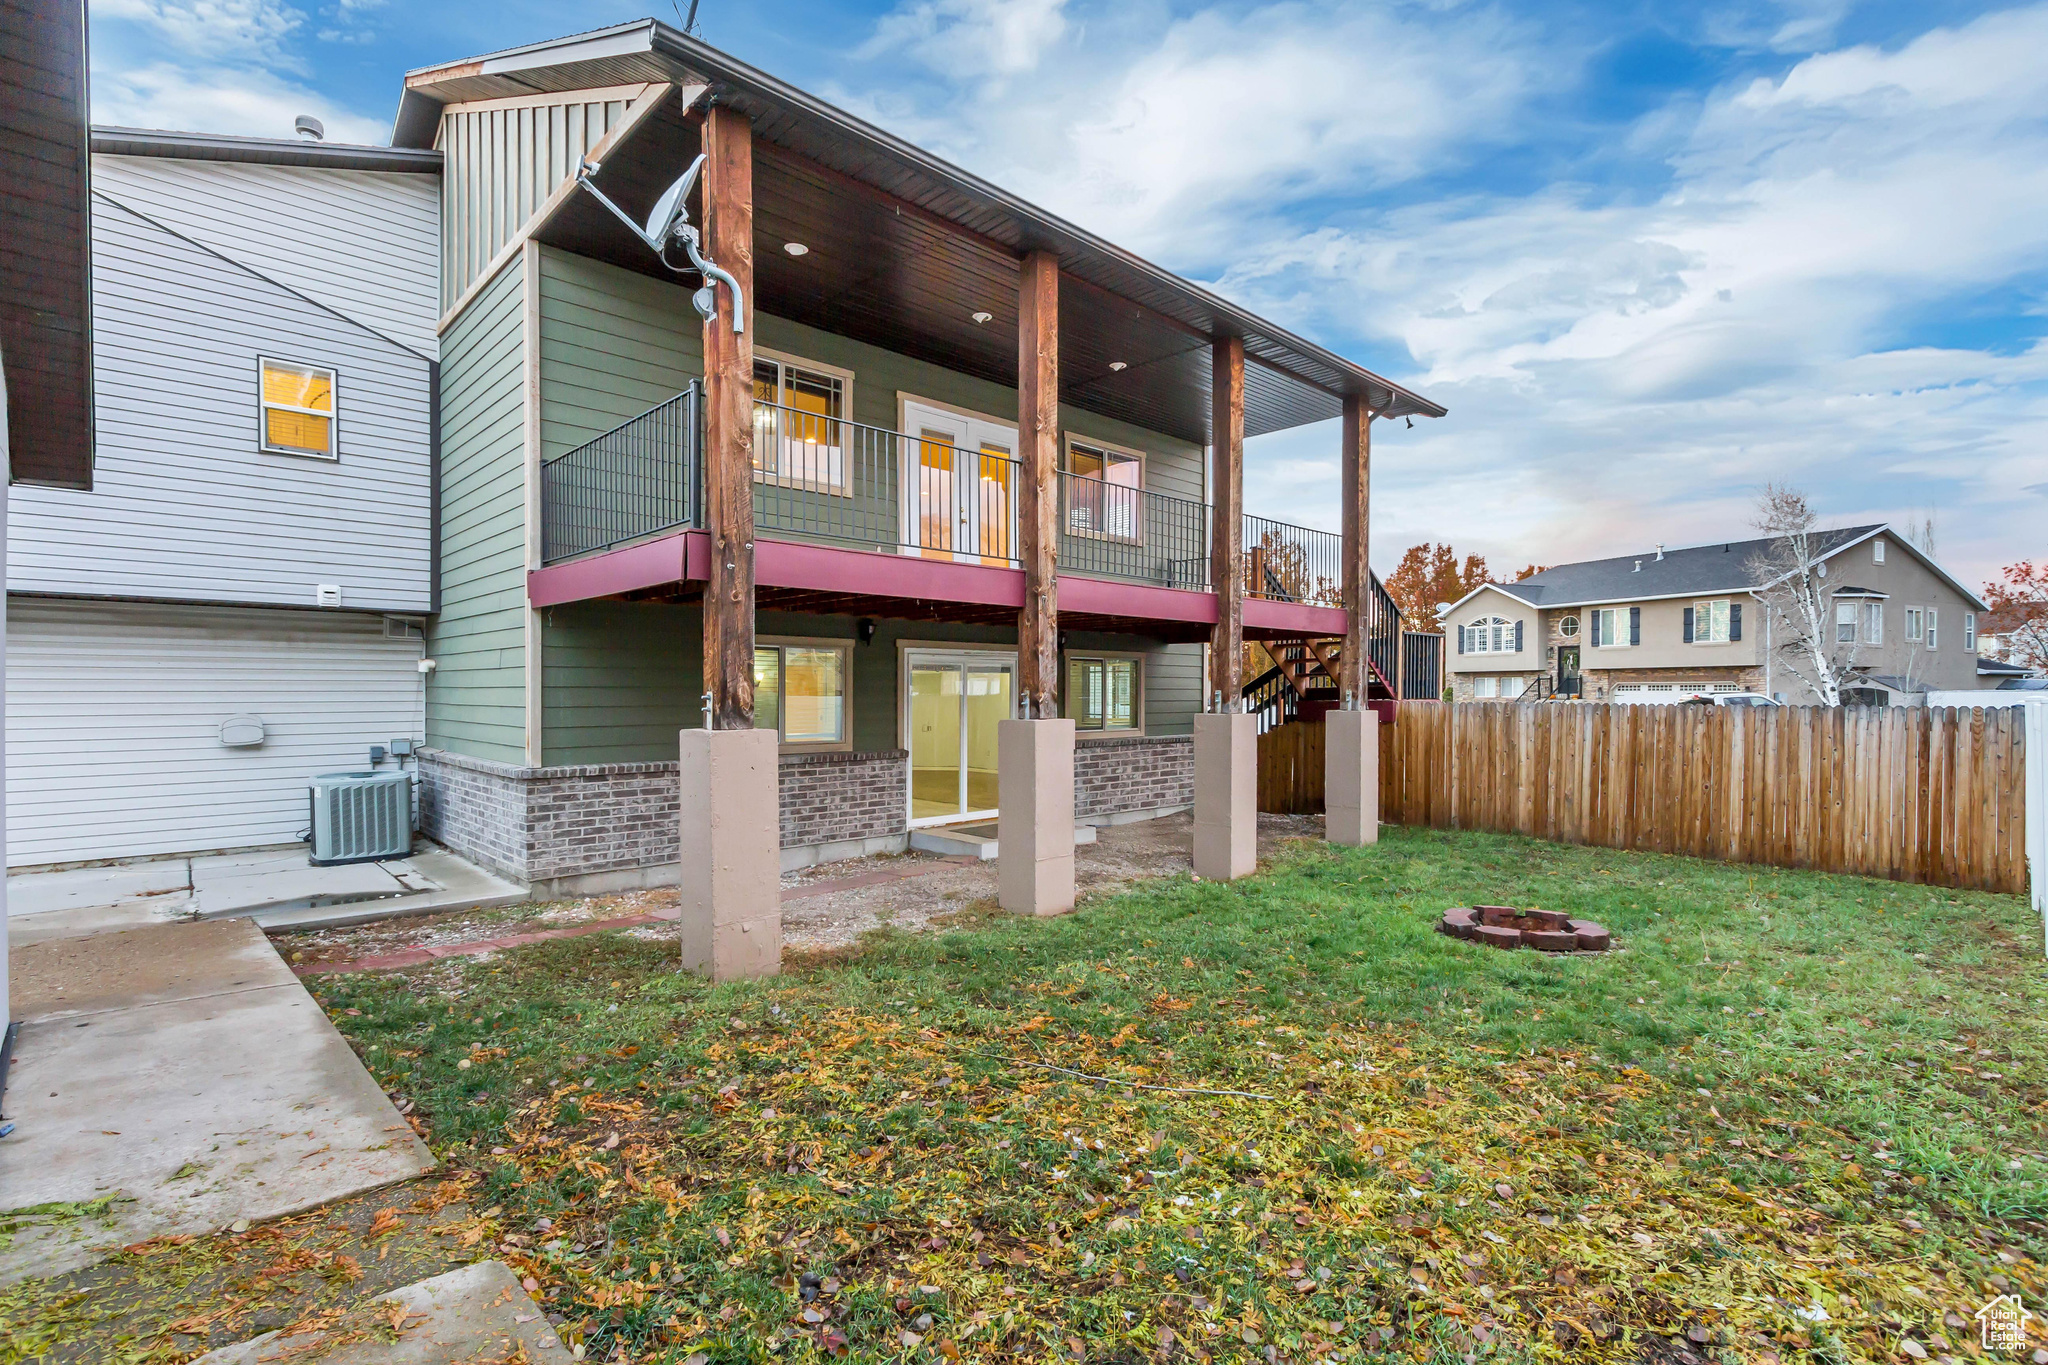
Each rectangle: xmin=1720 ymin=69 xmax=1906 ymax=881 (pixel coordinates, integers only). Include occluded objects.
xmin=1591 ymin=607 xmax=1628 ymax=648
xmin=1061 ymin=434 xmax=1145 ymax=545
xmin=1964 ymin=612 xmax=1977 ymax=650
xmin=1064 ymin=650 xmax=1144 ymax=734
xmin=1904 ymin=607 xmax=1923 ymax=642
xmin=1555 ymin=613 xmax=1580 ymax=640
xmin=1863 ymin=601 xmax=1883 ymax=645
xmin=754 ymin=635 xmax=854 ymax=752
xmin=1925 ymin=607 xmax=1938 ymax=650
xmin=1835 ymin=601 xmax=1858 ymax=645
xmin=752 ymin=348 xmax=856 ymax=497
xmin=1462 ymin=616 xmax=1512 ymax=653
xmin=258 ymin=356 xmax=339 ymax=460
xmin=1693 ymin=598 xmax=1732 ymax=644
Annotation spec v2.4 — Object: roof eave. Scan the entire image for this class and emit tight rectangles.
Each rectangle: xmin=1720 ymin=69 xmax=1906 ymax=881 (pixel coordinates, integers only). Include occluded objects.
xmin=392 ymin=19 xmax=1447 ymax=426
xmin=93 ymin=125 xmax=442 ymax=173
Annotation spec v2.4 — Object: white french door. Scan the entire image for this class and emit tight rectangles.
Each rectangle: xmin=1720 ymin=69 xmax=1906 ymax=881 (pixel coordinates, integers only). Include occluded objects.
xmin=903 ymin=648 xmax=1018 ymax=826
xmin=900 ymin=400 xmax=1017 ymax=564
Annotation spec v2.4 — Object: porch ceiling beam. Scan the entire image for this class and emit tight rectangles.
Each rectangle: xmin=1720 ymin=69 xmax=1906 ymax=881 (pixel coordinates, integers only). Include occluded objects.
xmin=1340 ymin=393 xmax=1371 ymax=708
xmin=1209 ymin=337 xmax=1246 ymax=710
xmin=1017 ymin=248 xmax=1061 ymax=718
xmin=702 ymin=103 xmax=757 ymax=731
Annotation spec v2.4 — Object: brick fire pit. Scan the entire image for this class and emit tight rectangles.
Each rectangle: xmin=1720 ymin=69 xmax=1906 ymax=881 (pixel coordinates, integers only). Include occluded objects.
xmin=1439 ymin=905 xmax=1611 ymax=952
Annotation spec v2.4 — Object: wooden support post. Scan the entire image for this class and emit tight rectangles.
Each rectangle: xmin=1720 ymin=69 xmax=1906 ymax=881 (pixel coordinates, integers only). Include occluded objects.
xmin=701 ymin=103 xmax=756 ymax=731
xmin=1017 ymin=249 xmax=1060 ymax=718
xmin=1340 ymin=393 xmax=1371 ymax=708
xmin=1209 ymin=337 xmax=1245 ymax=710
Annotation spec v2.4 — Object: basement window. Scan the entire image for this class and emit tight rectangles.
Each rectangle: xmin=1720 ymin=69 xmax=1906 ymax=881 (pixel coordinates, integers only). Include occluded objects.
xmin=754 ymin=640 xmax=850 ymax=748
xmin=259 ymin=358 xmax=337 ymax=459
xmin=1066 ymin=655 xmax=1140 ymax=732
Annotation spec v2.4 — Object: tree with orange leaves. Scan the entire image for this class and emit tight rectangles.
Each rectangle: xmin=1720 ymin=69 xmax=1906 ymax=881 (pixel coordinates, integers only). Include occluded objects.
xmin=1383 ymin=543 xmax=1492 ymax=629
xmin=1981 ymin=560 xmax=2048 ymax=670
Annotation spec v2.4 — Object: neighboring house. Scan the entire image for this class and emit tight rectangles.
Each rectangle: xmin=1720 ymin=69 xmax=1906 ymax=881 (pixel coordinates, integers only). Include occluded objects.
xmin=4 ymin=128 xmax=441 ymax=867
xmin=394 ymin=21 xmax=1441 ymax=892
xmin=1440 ymin=526 xmax=1991 ymax=706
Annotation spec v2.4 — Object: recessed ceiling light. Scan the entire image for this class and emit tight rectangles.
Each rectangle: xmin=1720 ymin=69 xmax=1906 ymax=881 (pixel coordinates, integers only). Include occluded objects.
xmin=783 ymin=242 xmax=809 ymax=256
xmin=971 ymin=311 xmax=993 ymax=324
xmin=1108 ymin=360 xmax=1128 ymax=371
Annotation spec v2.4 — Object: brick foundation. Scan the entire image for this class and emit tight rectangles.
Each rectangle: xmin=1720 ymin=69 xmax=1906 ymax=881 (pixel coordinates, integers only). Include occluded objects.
xmin=1075 ymin=733 xmax=1194 ymax=821
xmin=418 ymin=748 xmax=908 ymax=889
xmin=419 ymin=733 xmax=1193 ymax=891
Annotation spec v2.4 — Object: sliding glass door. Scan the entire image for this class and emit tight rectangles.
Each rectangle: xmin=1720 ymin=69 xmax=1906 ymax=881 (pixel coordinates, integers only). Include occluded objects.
xmin=905 ymin=650 xmax=1017 ymax=825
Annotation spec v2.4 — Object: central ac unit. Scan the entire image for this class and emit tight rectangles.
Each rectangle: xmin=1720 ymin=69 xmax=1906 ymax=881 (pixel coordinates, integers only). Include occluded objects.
xmin=309 ymin=770 xmax=413 ymax=865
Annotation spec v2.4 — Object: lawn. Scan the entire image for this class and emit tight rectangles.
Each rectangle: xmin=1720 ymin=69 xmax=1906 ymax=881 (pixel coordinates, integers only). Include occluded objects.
xmin=14 ymin=825 xmax=2048 ymax=1364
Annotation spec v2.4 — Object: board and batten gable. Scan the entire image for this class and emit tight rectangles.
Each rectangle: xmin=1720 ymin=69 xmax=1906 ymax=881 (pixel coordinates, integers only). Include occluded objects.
xmin=90 ymin=153 xmax=440 ymax=358
xmin=426 ymin=254 xmax=530 ymax=763
xmin=7 ymin=167 xmax=434 ymax=612
xmin=440 ymin=90 xmax=651 ymax=315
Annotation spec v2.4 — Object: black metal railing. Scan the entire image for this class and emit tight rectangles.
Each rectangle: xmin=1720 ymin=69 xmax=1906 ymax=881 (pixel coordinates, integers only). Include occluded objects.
xmin=1242 ymin=514 xmax=1341 ymax=607
xmin=1058 ymin=471 xmax=1209 ymax=589
xmin=1403 ymin=631 xmax=1443 ymax=700
xmin=540 ymin=382 xmax=702 ymax=564
xmin=750 ymin=398 xmax=1026 ymax=563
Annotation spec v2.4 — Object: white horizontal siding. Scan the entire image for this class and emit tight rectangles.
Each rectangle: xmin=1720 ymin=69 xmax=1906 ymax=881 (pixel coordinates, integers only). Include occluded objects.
xmin=7 ymin=196 xmax=433 ymax=610
xmin=91 ymin=154 xmax=440 ymax=359
xmin=6 ymin=599 xmax=427 ymax=868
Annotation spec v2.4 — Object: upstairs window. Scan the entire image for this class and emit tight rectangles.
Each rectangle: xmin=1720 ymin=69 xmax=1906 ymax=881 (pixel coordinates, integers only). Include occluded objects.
xmin=752 ymin=352 xmax=852 ymax=494
xmin=1460 ymin=616 xmax=1519 ymax=653
xmin=1835 ymin=602 xmax=1857 ymax=644
xmin=1925 ymin=608 xmax=1938 ymax=649
xmin=1873 ymin=539 xmax=1886 ymax=564
xmin=1689 ymin=598 xmax=1733 ymax=643
xmin=1863 ymin=602 xmax=1883 ymax=644
xmin=1063 ymin=438 xmax=1143 ymax=542
xmin=1904 ymin=607 xmax=1923 ymax=641
xmin=1590 ymin=607 xmax=1635 ymax=647
xmin=1965 ymin=612 xmax=1977 ymax=650
xmin=260 ymin=359 xmax=336 ymax=459
xmin=1067 ymin=655 xmax=1139 ymax=731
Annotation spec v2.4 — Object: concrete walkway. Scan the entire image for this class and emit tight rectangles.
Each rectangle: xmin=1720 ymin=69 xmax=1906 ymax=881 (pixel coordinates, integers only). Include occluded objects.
xmin=0 ymin=918 xmax=437 ymax=1283
xmin=7 ymin=844 xmax=526 ymax=947
xmin=192 ymin=1261 xmax=572 ymax=1364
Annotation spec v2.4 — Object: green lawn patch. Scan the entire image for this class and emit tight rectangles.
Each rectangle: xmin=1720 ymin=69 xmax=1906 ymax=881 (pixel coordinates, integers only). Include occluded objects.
xmin=34 ymin=825 xmax=2046 ymax=1365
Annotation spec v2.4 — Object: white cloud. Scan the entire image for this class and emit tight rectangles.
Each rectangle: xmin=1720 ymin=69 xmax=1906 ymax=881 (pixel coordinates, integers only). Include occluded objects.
xmin=92 ymin=0 xmax=305 ymax=65
xmin=90 ymin=60 xmax=388 ymax=142
xmin=861 ymin=0 xmax=1071 ymax=77
xmin=1216 ymin=6 xmax=2048 ymax=585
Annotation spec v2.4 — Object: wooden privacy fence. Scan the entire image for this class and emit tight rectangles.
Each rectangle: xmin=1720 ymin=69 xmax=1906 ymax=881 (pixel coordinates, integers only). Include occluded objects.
xmin=1259 ymin=702 xmax=2032 ymax=894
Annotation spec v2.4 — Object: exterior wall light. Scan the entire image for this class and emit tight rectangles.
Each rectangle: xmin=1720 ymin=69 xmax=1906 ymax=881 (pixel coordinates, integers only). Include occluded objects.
xmin=1108 ymin=361 xmax=1128 ymax=371
xmin=971 ymin=311 xmax=993 ymax=324
xmin=784 ymin=242 xmax=809 ymax=256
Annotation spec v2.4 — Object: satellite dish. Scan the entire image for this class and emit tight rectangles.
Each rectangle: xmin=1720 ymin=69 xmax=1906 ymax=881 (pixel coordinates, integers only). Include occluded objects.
xmin=643 ymin=154 xmax=706 ymax=246
xmin=574 ymin=151 xmax=745 ymax=332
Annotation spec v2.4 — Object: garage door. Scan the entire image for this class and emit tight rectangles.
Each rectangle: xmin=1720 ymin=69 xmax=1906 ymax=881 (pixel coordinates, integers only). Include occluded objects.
xmin=6 ymin=599 xmax=426 ymax=868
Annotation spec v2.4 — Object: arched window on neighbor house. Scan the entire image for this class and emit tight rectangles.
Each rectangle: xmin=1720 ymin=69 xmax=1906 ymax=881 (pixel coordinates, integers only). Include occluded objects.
xmin=1459 ymin=616 xmax=1523 ymax=654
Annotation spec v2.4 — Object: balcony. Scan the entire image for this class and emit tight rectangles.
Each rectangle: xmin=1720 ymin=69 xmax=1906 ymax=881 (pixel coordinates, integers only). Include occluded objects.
xmin=535 ymin=385 xmax=1409 ymax=663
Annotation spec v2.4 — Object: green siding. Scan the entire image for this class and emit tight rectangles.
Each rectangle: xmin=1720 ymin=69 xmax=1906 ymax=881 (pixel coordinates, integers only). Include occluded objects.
xmin=426 ymin=257 xmax=528 ymax=762
xmin=533 ymin=249 xmax=1209 ymax=762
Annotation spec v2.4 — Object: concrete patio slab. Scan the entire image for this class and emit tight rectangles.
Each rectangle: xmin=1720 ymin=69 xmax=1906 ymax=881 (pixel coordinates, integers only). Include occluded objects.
xmin=191 ymin=1261 xmax=573 ymax=1364
xmin=7 ymin=844 xmax=527 ymax=946
xmin=0 ymin=918 xmax=435 ymax=1283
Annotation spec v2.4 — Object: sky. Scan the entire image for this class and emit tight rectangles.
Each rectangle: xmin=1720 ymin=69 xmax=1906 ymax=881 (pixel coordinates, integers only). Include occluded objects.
xmin=85 ymin=0 xmax=2048 ymax=588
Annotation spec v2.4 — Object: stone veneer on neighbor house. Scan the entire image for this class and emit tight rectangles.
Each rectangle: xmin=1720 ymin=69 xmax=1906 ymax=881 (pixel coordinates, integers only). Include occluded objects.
xmin=418 ymin=735 xmax=1195 ymax=893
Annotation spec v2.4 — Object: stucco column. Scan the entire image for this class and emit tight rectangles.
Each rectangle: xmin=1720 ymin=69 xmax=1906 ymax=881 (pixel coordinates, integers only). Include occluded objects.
xmin=677 ymin=727 xmax=780 ymax=979
xmin=1193 ymin=711 xmax=1257 ymax=880
xmin=1324 ymin=707 xmax=1380 ymax=847
xmin=998 ymin=718 xmax=1075 ymax=915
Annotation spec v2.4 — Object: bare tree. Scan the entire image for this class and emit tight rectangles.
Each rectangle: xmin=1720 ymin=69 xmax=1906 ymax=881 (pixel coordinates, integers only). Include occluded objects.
xmin=1745 ymin=483 xmax=1862 ymax=706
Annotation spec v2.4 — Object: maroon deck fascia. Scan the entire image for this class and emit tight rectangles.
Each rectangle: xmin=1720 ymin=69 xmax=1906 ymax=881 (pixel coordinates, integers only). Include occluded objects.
xmin=527 ymin=532 xmax=1348 ymax=637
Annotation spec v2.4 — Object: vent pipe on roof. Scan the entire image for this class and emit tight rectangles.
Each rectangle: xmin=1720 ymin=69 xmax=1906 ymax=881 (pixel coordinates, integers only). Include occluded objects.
xmin=1633 ymin=560 xmax=1641 ymax=572
xmin=294 ymin=115 xmax=324 ymax=141
xmin=1655 ymin=543 xmax=1665 ymax=560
